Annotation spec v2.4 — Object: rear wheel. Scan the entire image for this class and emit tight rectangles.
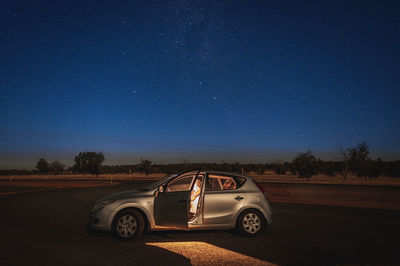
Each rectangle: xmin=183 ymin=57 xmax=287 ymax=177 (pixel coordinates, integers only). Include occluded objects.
xmin=236 ymin=209 xmax=265 ymax=236
xmin=112 ymin=209 xmax=144 ymax=240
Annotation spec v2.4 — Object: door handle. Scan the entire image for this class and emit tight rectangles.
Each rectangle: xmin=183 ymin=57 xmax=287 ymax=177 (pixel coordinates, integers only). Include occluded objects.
xmin=235 ymin=196 xmax=244 ymax=201
xmin=177 ymin=199 xmax=187 ymax=203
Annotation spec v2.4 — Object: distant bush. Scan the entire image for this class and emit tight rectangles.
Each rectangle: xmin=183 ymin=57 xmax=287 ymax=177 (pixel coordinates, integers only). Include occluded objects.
xmin=36 ymin=158 xmax=49 ymax=176
xmin=290 ymin=151 xmax=318 ymax=181
xmin=2 ymin=146 xmax=400 ymax=178
xmin=137 ymin=159 xmax=153 ymax=175
xmin=49 ymin=160 xmax=65 ymax=175
xmin=73 ymin=152 xmax=104 ymax=177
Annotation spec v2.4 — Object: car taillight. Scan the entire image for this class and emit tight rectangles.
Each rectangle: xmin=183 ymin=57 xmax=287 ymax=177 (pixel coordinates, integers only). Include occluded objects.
xmin=254 ymin=179 xmax=268 ymax=199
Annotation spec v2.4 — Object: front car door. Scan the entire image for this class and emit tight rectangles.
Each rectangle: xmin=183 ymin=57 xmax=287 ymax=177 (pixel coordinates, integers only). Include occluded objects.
xmin=154 ymin=171 xmax=200 ymax=229
xmin=203 ymin=173 xmax=247 ymax=225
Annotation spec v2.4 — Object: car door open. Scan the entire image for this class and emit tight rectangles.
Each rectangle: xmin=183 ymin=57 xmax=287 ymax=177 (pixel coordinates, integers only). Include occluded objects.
xmin=154 ymin=172 xmax=199 ymax=229
xmin=154 ymin=190 xmax=190 ymax=229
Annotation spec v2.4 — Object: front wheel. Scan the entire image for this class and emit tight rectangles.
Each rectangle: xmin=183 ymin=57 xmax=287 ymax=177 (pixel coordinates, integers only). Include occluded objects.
xmin=236 ymin=209 xmax=265 ymax=236
xmin=112 ymin=209 xmax=144 ymax=240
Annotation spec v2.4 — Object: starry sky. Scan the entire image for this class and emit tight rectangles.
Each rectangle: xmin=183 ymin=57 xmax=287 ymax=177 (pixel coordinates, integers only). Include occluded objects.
xmin=1 ymin=0 xmax=400 ymax=169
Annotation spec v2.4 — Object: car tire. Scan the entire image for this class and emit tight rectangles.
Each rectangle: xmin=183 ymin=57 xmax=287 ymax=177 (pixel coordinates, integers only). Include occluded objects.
xmin=236 ymin=209 xmax=265 ymax=237
xmin=112 ymin=209 xmax=145 ymax=240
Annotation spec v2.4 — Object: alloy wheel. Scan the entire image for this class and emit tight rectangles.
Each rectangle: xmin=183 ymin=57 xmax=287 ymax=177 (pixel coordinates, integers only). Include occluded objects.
xmin=116 ymin=215 xmax=137 ymax=238
xmin=242 ymin=212 xmax=261 ymax=234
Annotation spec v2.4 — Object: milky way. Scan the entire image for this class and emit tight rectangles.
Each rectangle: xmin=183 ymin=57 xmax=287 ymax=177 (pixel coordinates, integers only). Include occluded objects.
xmin=1 ymin=0 xmax=399 ymax=168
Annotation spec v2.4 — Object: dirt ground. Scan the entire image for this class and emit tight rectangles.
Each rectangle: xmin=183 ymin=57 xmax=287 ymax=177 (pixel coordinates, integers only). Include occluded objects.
xmin=264 ymin=183 xmax=400 ymax=210
xmin=0 ymin=181 xmax=118 ymax=195
xmin=0 ymin=183 xmax=399 ymax=265
xmin=0 ymin=173 xmax=165 ymax=181
xmin=252 ymin=172 xmax=400 ymax=186
xmin=2 ymin=172 xmax=400 ymax=186
xmin=1 ymin=178 xmax=400 ymax=210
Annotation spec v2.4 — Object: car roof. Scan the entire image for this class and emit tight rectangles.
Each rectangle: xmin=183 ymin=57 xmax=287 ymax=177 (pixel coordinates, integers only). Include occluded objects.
xmin=201 ymin=170 xmax=251 ymax=180
xmin=177 ymin=169 xmax=252 ymax=180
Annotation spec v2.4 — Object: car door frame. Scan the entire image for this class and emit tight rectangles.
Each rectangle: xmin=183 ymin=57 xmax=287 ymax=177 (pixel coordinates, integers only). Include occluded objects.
xmin=188 ymin=172 xmax=206 ymax=224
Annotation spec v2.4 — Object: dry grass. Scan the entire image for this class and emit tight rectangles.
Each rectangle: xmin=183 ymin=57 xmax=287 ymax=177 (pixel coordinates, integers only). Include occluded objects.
xmin=1 ymin=172 xmax=399 ymax=210
xmin=0 ymin=180 xmax=118 ymax=188
xmin=1 ymin=171 xmax=400 ymax=186
xmin=248 ymin=171 xmax=400 ymax=186
xmin=264 ymin=183 xmax=400 ymax=210
xmin=0 ymin=173 xmax=164 ymax=181
xmin=0 ymin=180 xmax=118 ymax=195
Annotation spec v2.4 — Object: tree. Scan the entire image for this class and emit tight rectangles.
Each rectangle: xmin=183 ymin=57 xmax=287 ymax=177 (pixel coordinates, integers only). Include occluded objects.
xmin=349 ymin=142 xmax=370 ymax=161
xmin=348 ymin=142 xmax=371 ymax=180
xmin=346 ymin=142 xmax=381 ymax=180
xmin=321 ymin=161 xmax=340 ymax=177
xmin=232 ymin=162 xmax=241 ymax=174
xmin=273 ymin=161 xmax=288 ymax=175
xmin=138 ymin=158 xmax=153 ymax=175
xmin=50 ymin=160 xmax=65 ymax=175
xmin=73 ymin=152 xmax=105 ymax=177
xmin=290 ymin=151 xmax=317 ymax=181
xmin=36 ymin=159 xmax=49 ymax=176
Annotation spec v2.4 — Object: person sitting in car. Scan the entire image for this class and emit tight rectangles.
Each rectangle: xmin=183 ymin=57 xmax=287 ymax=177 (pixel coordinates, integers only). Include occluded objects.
xmin=190 ymin=179 xmax=202 ymax=218
xmin=223 ymin=179 xmax=236 ymax=190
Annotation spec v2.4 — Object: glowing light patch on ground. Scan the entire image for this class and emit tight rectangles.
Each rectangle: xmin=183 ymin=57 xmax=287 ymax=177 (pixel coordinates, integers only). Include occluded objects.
xmin=146 ymin=241 xmax=276 ymax=265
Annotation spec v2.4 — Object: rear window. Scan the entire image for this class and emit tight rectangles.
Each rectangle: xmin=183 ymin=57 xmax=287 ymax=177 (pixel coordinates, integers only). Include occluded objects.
xmin=205 ymin=174 xmax=246 ymax=191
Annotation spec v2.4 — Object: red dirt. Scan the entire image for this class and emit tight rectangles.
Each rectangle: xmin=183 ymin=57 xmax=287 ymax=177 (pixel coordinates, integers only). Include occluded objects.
xmin=1 ymin=177 xmax=400 ymax=211
xmin=0 ymin=181 xmax=118 ymax=188
xmin=0 ymin=181 xmax=119 ymax=195
xmin=263 ymin=183 xmax=400 ymax=210
xmin=2 ymin=173 xmax=400 ymax=186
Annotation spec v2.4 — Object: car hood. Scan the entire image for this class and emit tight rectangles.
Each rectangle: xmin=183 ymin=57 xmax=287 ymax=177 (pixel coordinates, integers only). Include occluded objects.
xmin=97 ymin=189 xmax=154 ymax=203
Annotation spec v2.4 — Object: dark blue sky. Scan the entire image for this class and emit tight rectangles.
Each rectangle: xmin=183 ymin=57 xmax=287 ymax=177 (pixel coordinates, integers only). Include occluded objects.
xmin=1 ymin=0 xmax=400 ymax=168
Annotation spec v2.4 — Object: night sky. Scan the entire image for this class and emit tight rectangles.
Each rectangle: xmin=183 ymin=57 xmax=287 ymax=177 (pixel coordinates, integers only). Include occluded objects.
xmin=1 ymin=0 xmax=400 ymax=169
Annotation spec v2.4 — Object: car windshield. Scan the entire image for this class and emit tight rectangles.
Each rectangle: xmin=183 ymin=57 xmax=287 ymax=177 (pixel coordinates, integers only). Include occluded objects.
xmin=144 ymin=174 xmax=177 ymax=190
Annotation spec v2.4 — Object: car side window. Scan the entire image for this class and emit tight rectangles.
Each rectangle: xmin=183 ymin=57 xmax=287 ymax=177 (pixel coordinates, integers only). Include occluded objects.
xmin=206 ymin=175 xmax=221 ymax=191
xmin=206 ymin=174 xmax=245 ymax=191
xmin=166 ymin=174 xmax=195 ymax=192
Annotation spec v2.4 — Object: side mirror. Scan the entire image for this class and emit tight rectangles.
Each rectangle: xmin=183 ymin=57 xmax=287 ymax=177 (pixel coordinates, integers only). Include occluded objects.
xmin=159 ymin=185 xmax=165 ymax=193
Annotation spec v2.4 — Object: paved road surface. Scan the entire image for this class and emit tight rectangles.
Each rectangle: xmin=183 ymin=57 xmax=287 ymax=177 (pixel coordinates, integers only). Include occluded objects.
xmin=0 ymin=183 xmax=399 ymax=265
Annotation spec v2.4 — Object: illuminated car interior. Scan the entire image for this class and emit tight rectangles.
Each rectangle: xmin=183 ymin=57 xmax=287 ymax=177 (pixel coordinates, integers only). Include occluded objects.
xmin=206 ymin=174 xmax=246 ymax=191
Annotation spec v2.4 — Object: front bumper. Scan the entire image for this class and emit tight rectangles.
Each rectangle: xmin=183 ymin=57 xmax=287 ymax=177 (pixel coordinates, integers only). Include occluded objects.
xmin=88 ymin=207 xmax=112 ymax=231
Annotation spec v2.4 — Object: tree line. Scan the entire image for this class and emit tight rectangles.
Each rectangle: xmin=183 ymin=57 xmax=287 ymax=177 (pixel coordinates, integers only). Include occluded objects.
xmin=32 ymin=152 xmax=105 ymax=177
xmin=1 ymin=142 xmax=400 ymax=180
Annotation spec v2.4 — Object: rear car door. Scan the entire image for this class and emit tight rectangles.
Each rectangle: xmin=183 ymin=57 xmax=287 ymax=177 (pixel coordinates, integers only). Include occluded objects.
xmin=203 ymin=174 xmax=247 ymax=224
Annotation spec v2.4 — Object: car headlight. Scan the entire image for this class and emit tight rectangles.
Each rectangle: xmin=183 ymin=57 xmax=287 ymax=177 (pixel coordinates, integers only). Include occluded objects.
xmin=94 ymin=200 xmax=112 ymax=211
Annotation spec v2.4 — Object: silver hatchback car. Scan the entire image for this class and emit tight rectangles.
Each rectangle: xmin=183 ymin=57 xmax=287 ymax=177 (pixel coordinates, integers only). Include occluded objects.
xmin=89 ymin=170 xmax=272 ymax=240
